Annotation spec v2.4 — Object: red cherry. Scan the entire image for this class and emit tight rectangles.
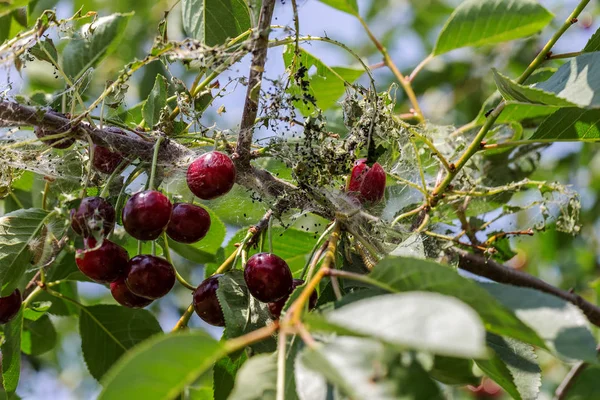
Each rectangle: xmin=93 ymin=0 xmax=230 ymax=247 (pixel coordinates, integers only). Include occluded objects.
xmin=186 ymin=151 xmax=236 ymax=200
xmin=71 ymin=197 xmax=116 ymax=238
xmin=346 ymin=159 xmax=386 ymax=204
xmin=468 ymin=378 xmax=502 ymax=399
xmin=122 ymin=190 xmax=172 ymax=241
xmin=110 ymin=278 xmax=153 ymax=308
xmin=34 ymin=125 xmax=75 ymax=149
xmin=268 ymin=279 xmax=317 ymax=319
xmin=166 ymin=203 xmax=211 ymax=244
xmin=126 ymin=255 xmax=175 ymax=300
xmin=93 ymin=127 xmax=127 ymax=174
xmin=0 ymin=289 xmax=21 ymax=324
xmin=192 ymin=274 xmax=225 ymax=326
xmin=75 ymin=238 xmax=129 ymax=283
xmin=244 ymin=253 xmax=293 ymax=303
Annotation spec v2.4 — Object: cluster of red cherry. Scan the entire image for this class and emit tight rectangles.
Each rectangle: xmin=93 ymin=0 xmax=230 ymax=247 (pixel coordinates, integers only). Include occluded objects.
xmin=0 ymin=143 xmax=385 ymax=326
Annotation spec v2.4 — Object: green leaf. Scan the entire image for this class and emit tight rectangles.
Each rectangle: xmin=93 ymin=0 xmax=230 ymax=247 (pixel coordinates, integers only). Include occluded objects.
xmin=433 ymin=0 xmax=553 ymax=55
xmin=181 ymin=0 xmax=251 ymax=46
xmin=311 ymin=292 xmax=488 ymax=359
xmin=0 ymin=0 xmax=30 ymax=18
xmin=429 ymin=356 xmax=480 ymax=386
xmin=79 ymin=304 xmax=163 ymax=381
xmin=317 ymin=0 xmax=359 ymax=16
xmin=168 ymin=205 xmax=226 ymax=264
xmin=561 ymin=365 xmax=600 ymax=399
xmin=142 ymin=74 xmax=168 ymax=128
xmin=63 ymin=13 xmax=132 ymax=79
xmin=0 ymin=14 xmax=11 ymax=44
xmin=1 ymin=308 xmax=23 ymax=393
xmin=283 ymin=46 xmax=364 ymax=115
xmin=493 ymin=69 xmax=576 ymax=107
xmin=486 ymin=334 xmax=541 ymax=400
xmin=529 ymin=108 xmax=600 ymax=142
xmin=28 ymin=37 xmax=57 ymax=64
xmin=368 ymin=256 xmax=545 ymax=347
xmin=0 ymin=208 xmax=49 ymax=296
xmin=22 ymin=300 xmax=51 ymax=321
xmin=216 ymin=271 xmax=276 ymax=353
xmin=227 ymin=354 xmax=278 ymax=400
xmin=21 ymin=314 xmax=56 ymax=355
xmin=213 ymin=353 xmax=246 ymax=400
xmin=481 ymin=283 xmax=598 ymax=362
xmin=301 ymin=337 xmax=443 ymax=400
xmin=583 ymin=26 xmax=600 ymax=53
xmin=99 ymin=331 xmax=226 ymax=400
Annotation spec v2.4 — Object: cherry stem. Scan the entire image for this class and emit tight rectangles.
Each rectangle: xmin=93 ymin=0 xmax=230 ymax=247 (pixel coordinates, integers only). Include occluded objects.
xmin=224 ymin=321 xmax=279 ymax=354
xmin=276 ymin=329 xmax=287 ymax=400
xmin=99 ymin=159 xmax=128 ymax=198
xmin=171 ymin=303 xmax=195 ymax=332
xmin=22 ymin=285 xmax=43 ymax=309
xmin=149 ymin=136 xmax=164 ymax=191
xmin=299 ymin=222 xmax=336 ymax=280
xmin=162 ymin=232 xmax=196 ymax=291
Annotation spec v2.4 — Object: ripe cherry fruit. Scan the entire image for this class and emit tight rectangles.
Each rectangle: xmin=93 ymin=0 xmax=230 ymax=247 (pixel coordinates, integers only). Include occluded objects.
xmin=75 ymin=238 xmax=129 ymax=283
xmin=0 ymin=289 xmax=21 ymax=324
xmin=244 ymin=253 xmax=293 ymax=303
xmin=110 ymin=278 xmax=153 ymax=308
xmin=122 ymin=190 xmax=172 ymax=240
xmin=186 ymin=151 xmax=236 ymax=200
xmin=347 ymin=159 xmax=386 ymax=204
xmin=126 ymin=255 xmax=175 ymax=300
xmin=268 ymin=279 xmax=317 ymax=319
xmin=192 ymin=274 xmax=225 ymax=326
xmin=167 ymin=203 xmax=211 ymax=244
xmin=92 ymin=127 xmax=126 ymax=174
xmin=71 ymin=197 xmax=116 ymax=238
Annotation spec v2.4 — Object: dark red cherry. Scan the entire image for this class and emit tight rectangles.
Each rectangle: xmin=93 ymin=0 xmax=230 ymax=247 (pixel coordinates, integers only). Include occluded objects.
xmin=110 ymin=278 xmax=153 ymax=308
xmin=34 ymin=124 xmax=75 ymax=149
xmin=71 ymin=197 xmax=116 ymax=238
xmin=192 ymin=274 xmax=225 ymax=326
xmin=126 ymin=255 xmax=175 ymax=300
xmin=244 ymin=253 xmax=293 ymax=303
xmin=166 ymin=203 xmax=211 ymax=244
xmin=122 ymin=190 xmax=172 ymax=240
xmin=268 ymin=279 xmax=317 ymax=319
xmin=347 ymin=159 xmax=386 ymax=204
xmin=75 ymin=238 xmax=129 ymax=283
xmin=0 ymin=289 xmax=21 ymax=324
xmin=92 ymin=127 xmax=127 ymax=174
xmin=186 ymin=151 xmax=236 ymax=200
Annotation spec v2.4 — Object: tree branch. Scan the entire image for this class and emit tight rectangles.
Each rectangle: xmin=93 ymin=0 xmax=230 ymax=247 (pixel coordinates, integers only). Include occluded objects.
xmin=235 ymin=0 xmax=277 ymax=164
xmin=451 ymin=248 xmax=600 ymax=327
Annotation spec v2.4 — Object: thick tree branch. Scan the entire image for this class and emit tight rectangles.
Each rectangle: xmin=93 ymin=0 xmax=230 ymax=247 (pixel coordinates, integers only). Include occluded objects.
xmin=235 ymin=0 xmax=276 ymax=164
xmin=451 ymin=248 xmax=600 ymax=327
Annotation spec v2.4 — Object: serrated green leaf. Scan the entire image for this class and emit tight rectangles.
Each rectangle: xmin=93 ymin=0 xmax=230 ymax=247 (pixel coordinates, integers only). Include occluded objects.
xmin=216 ymin=270 xmax=276 ymax=354
xmin=529 ymin=108 xmax=600 ymax=142
xmin=312 ymin=292 xmax=488 ymax=359
xmin=21 ymin=314 xmax=56 ymax=355
xmin=481 ymin=283 xmax=598 ymax=363
xmin=0 ymin=208 xmax=50 ymax=296
xmin=1 ymin=308 xmax=22 ymax=393
xmin=283 ymin=46 xmax=364 ymax=115
xmin=79 ymin=304 xmax=163 ymax=381
xmin=317 ymin=0 xmax=359 ymax=16
xmin=168 ymin=205 xmax=226 ymax=264
xmin=301 ymin=337 xmax=443 ymax=400
xmin=487 ymin=334 xmax=541 ymax=400
xmin=142 ymin=74 xmax=168 ymax=128
xmin=0 ymin=0 xmax=30 ymax=18
xmin=63 ymin=13 xmax=132 ymax=79
xmin=368 ymin=257 xmax=545 ymax=348
xmin=0 ymin=14 xmax=11 ymax=43
xmin=99 ymin=331 xmax=226 ymax=400
xmin=182 ymin=0 xmax=251 ymax=46
xmin=583 ymin=26 xmax=600 ymax=53
xmin=433 ymin=0 xmax=553 ymax=55
xmin=213 ymin=353 xmax=246 ymax=400
xmin=28 ymin=37 xmax=57 ymax=64
xmin=493 ymin=69 xmax=576 ymax=107
xmin=227 ymin=353 xmax=278 ymax=400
